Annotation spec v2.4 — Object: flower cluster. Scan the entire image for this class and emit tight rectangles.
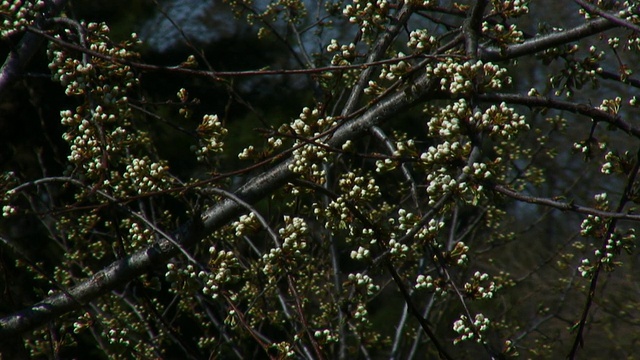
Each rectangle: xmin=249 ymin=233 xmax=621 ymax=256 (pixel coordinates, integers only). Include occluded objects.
xmin=572 ymin=137 xmax=607 ymax=159
xmin=491 ymin=0 xmax=529 ymax=17
xmin=280 ymin=216 xmax=308 ymax=253
xmin=397 ymin=208 xmax=418 ymax=232
xmin=194 ymin=114 xmax=228 ymax=162
xmin=165 ymin=247 xmax=240 ymax=300
xmin=415 ymin=274 xmax=448 ymax=296
xmin=444 ymin=241 xmax=470 ymax=266
xmin=472 ymin=102 xmax=529 ymax=139
xmin=407 ymin=29 xmax=438 ymax=54
xmin=481 ymin=22 xmax=524 ymax=45
xmin=579 ymin=0 xmax=639 ymax=27
xmin=419 ymin=98 xmax=529 ymax=205
xmin=347 ymin=272 xmax=379 ymax=296
xmin=291 ymin=107 xmax=320 ymax=136
xmin=286 ymin=107 xmax=337 ymax=180
xmin=343 ymin=0 xmax=389 ymax=39
xmin=49 ymin=23 xmax=140 ymax=97
xmin=317 ymin=171 xmax=381 ymax=231
xmin=547 ymin=44 xmax=605 ymax=97
xmin=241 ymin=0 xmax=307 ymax=36
xmin=72 ymin=312 xmax=93 ymax=334
xmin=378 ymin=53 xmax=411 ymax=81
xmin=462 ymin=162 xmax=492 ymax=180
xmin=201 ymin=246 xmax=240 ymax=298
xmin=626 ymin=33 xmax=640 ymax=51
xmin=372 ymin=137 xmax=419 ymax=171
xmin=51 ymin=25 xmax=150 ymax=195
xmin=270 ymin=341 xmax=295 ymax=358
xmin=453 ymin=313 xmax=490 ymax=344
xmin=577 ymin=213 xmax=610 ymax=278
xmin=0 ymin=0 xmax=46 ymax=38
xmin=323 ymin=40 xmax=362 ymax=86
xmin=579 ymin=215 xmax=607 ymax=238
xmin=463 ymin=271 xmax=497 ymax=300
xmin=123 ymin=156 xmax=170 ymax=194
xmin=427 ymin=59 xmax=511 ymax=95
xmin=353 ymin=302 xmax=369 ymax=320
xmin=387 ymin=237 xmax=409 ymax=257
xmin=374 ymin=156 xmax=396 ymax=172
xmin=289 ymin=144 xmax=328 ymax=179
xmin=350 ymin=245 xmax=370 ymax=260
xmin=600 ymin=150 xmax=633 ymax=175
xmin=584 ymin=227 xmax=635 ymax=275
xmin=2 ymin=204 xmax=16 ymax=217
xmin=338 ymin=171 xmax=380 ymax=201
xmin=165 ymin=263 xmax=203 ymax=293
xmin=326 ymin=39 xmax=357 ymax=66
xmin=596 ymin=234 xmax=620 ymax=268
xmin=313 ymin=329 xmax=338 ymax=344
xmin=1 ymin=172 xmax=18 ymax=218
xmin=52 ymin=213 xmax=107 ymax=277
xmin=107 ymin=327 xmax=131 ymax=346
xmin=232 ymin=212 xmax=258 ymax=237
xmin=261 ymin=216 xmax=309 ymax=277
xmin=598 ymin=96 xmax=622 ymax=115
xmin=416 ymin=218 xmax=445 ymax=242
xmin=60 ymin=107 xmax=104 ymax=174
xmin=578 ymin=258 xmax=595 ymax=279
xmin=127 ymin=221 xmax=154 ymax=248
xmin=364 ymin=79 xmax=385 ymax=96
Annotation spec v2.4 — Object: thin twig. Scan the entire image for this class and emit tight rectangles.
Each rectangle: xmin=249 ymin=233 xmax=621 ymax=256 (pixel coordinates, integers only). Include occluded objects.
xmin=27 ymin=26 xmax=454 ymax=78
xmin=476 ymin=93 xmax=640 ymax=139
xmin=492 ymin=184 xmax=640 ymax=222
xmin=573 ymin=0 xmax=640 ymax=34
xmin=201 ymin=187 xmax=281 ymax=247
xmin=568 ymin=147 xmax=640 ymax=359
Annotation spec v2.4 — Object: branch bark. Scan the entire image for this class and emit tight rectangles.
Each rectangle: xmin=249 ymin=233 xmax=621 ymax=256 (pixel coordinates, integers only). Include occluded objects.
xmin=0 ymin=228 xmax=200 ymax=338
xmin=481 ymin=17 xmax=618 ymax=61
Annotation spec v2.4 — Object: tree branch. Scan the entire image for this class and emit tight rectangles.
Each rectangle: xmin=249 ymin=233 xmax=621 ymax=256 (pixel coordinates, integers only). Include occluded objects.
xmin=0 ymin=0 xmax=67 ymax=95
xmin=341 ymin=2 xmax=415 ymax=116
xmin=573 ymin=0 xmax=640 ymax=34
xmin=491 ymin=184 xmax=640 ymax=221
xmin=463 ymin=0 xmax=489 ymax=59
xmin=476 ymin=93 xmax=640 ymax=138
xmin=480 ymin=17 xmax=618 ymax=61
xmin=0 ymin=228 xmax=201 ymax=338
xmin=568 ymin=146 xmax=640 ymax=359
xmin=0 ymin=66 xmax=435 ymax=338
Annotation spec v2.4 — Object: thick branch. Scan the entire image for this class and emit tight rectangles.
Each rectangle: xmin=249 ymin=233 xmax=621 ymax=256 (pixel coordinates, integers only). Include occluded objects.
xmin=0 ymin=69 xmax=435 ymax=338
xmin=463 ymin=0 xmax=489 ymax=59
xmin=0 ymin=228 xmax=202 ymax=338
xmin=481 ymin=17 xmax=618 ymax=61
